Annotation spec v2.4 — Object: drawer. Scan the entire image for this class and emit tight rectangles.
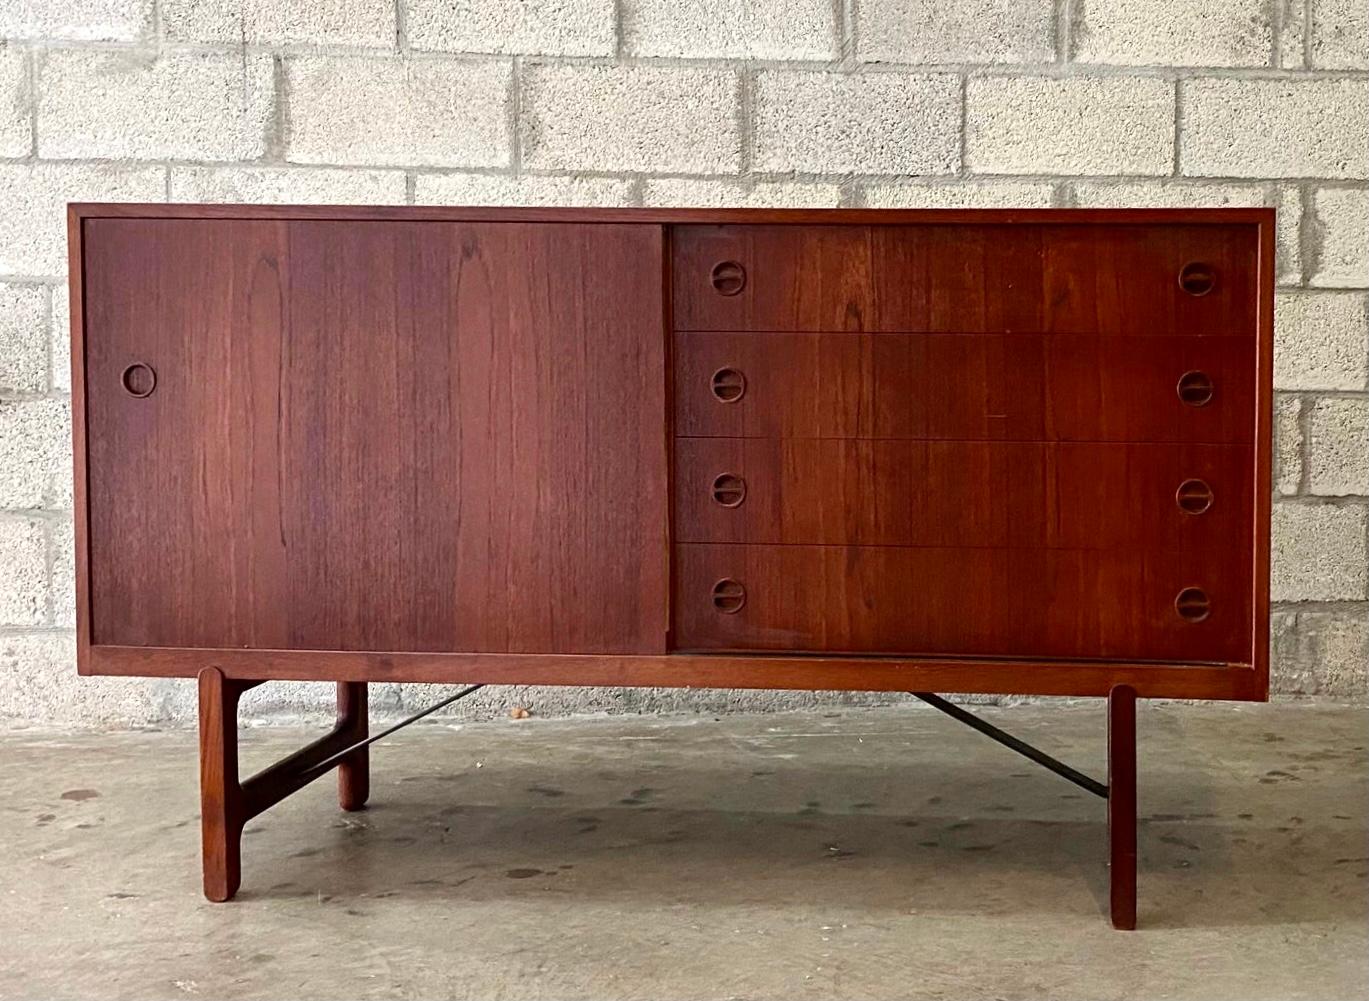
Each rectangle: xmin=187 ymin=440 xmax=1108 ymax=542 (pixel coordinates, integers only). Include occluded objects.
xmin=675 ymin=332 xmax=1255 ymax=443
xmin=673 ymin=224 xmax=1259 ymax=335
xmin=673 ymin=544 xmax=1252 ymax=663
xmin=675 ymin=440 xmax=1253 ymax=553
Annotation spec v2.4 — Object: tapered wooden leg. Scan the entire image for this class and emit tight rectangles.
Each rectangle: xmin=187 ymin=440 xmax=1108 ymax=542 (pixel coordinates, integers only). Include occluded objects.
xmin=1108 ymin=684 xmax=1138 ymax=930
xmin=336 ymin=682 xmax=369 ymax=811
xmin=198 ymin=667 xmax=245 ymax=903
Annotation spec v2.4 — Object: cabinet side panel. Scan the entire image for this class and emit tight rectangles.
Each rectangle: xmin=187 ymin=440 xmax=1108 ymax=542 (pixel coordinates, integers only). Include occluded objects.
xmin=82 ymin=219 xmax=668 ymax=656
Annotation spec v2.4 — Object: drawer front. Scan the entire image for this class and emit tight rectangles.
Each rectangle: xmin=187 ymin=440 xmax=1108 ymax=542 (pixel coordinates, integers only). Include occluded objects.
xmin=675 ymin=439 xmax=1253 ymax=553
xmin=673 ymin=224 xmax=1259 ymax=335
xmin=674 ymin=544 xmax=1252 ymax=663
xmin=676 ymin=333 xmax=1255 ymax=442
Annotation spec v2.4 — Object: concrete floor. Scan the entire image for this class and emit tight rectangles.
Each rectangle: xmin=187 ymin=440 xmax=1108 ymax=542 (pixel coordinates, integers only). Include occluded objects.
xmin=0 ymin=702 xmax=1364 ymax=1001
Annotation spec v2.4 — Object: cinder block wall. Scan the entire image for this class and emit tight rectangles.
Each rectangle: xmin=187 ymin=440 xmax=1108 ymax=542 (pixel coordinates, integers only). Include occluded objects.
xmin=1 ymin=0 xmax=1366 ymax=726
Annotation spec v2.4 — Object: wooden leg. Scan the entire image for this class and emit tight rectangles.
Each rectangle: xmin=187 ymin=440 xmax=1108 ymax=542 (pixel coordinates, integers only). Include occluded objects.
xmin=198 ymin=667 xmax=246 ymax=903
xmin=1108 ymin=684 xmax=1138 ymax=930
xmin=336 ymin=682 xmax=369 ymax=812
xmin=196 ymin=670 xmax=375 ymax=901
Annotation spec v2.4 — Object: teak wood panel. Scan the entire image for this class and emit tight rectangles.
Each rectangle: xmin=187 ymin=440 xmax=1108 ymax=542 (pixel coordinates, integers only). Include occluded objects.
xmin=673 ymin=544 xmax=1251 ymax=663
xmin=674 ymin=439 xmax=1253 ymax=553
xmin=673 ymin=224 xmax=1259 ymax=334
xmin=675 ymin=332 xmax=1255 ymax=442
xmin=81 ymin=218 xmax=668 ymax=654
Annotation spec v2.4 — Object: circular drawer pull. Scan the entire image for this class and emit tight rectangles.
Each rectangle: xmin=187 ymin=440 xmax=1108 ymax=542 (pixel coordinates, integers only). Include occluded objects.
xmin=711 ymin=578 xmax=746 ymax=614
xmin=1176 ymin=370 xmax=1214 ymax=407
xmin=1178 ymin=261 xmax=1216 ymax=296
xmin=710 ymin=367 xmax=746 ymax=403
xmin=1175 ymin=478 xmax=1214 ymax=515
xmin=710 ymin=260 xmax=746 ymax=296
xmin=711 ymin=472 xmax=747 ymax=508
xmin=121 ymin=363 xmax=157 ymax=398
xmin=1175 ymin=587 xmax=1210 ymax=622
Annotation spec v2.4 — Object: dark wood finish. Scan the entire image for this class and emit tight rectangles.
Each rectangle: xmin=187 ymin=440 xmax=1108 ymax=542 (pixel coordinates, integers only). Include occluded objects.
xmin=673 ymin=544 xmax=1251 ymax=662
xmin=336 ymin=682 xmax=369 ymax=812
xmin=675 ymin=333 xmax=1255 ymax=442
xmin=71 ymin=206 xmax=1272 ymax=920
xmin=198 ymin=667 xmax=373 ymax=901
xmin=81 ymin=218 xmax=668 ymax=654
xmin=1108 ymin=685 xmax=1138 ymax=930
xmin=675 ymin=439 xmax=1252 ymax=552
xmin=673 ymin=224 xmax=1258 ymax=334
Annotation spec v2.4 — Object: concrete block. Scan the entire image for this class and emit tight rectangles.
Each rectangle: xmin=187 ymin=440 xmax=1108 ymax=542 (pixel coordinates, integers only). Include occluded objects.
xmin=753 ymin=71 xmax=960 ymax=175
xmin=1279 ymin=0 xmax=1307 ymax=68
xmin=0 ymin=518 xmax=46 ymax=626
xmin=416 ymin=172 xmax=635 ymax=207
xmin=1 ymin=46 xmax=29 ymax=157
xmin=49 ymin=516 xmax=73 ymax=628
xmin=856 ymin=0 xmax=1052 ymax=64
xmin=408 ymin=0 xmax=615 ymax=56
xmin=522 ymin=64 xmax=739 ymax=173
xmin=50 ymin=286 xmax=69 ymax=393
xmin=966 ymin=76 xmax=1174 ymax=176
xmin=1308 ymin=397 xmax=1369 ymax=496
xmin=624 ymin=0 xmax=837 ymax=59
xmin=0 ymin=164 xmax=165 ymax=277
xmin=0 ymin=399 xmax=71 ymax=509
xmin=1074 ymin=0 xmax=1272 ymax=67
xmin=1311 ymin=0 xmax=1369 ymax=69
xmin=0 ymin=0 xmax=150 ymax=41
xmin=862 ymin=180 xmax=1054 ymax=208
xmin=1271 ymin=608 xmax=1369 ymax=696
xmin=37 ymin=49 xmax=273 ymax=162
xmin=170 ymin=167 xmax=407 ymax=205
xmin=1274 ymin=291 xmax=1369 ymax=390
xmin=1274 ymin=393 xmax=1303 ymax=496
xmin=0 ymin=632 xmax=196 ymax=727
xmin=1181 ymin=78 xmax=1369 ymax=179
xmin=0 ymin=284 xmax=47 ymax=395
xmin=1276 ymin=186 xmax=1303 ymax=286
xmin=643 ymin=178 xmax=840 ymax=208
xmin=161 ymin=0 xmax=395 ymax=47
xmin=1311 ymin=187 xmax=1369 ymax=288
xmin=1271 ymin=502 xmax=1368 ymax=601
xmin=286 ymin=56 xmax=511 ymax=169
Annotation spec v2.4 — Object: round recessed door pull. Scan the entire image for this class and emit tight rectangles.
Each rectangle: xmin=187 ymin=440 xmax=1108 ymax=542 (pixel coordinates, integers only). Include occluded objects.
xmin=710 ymin=260 xmax=746 ymax=296
xmin=121 ymin=363 xmax=157 ymax=398
xmin=711 ymin=578 xmax=747 ymax=614
xmin=710 ymin=367 xmax=747 ymax=403
xmin=1175 ymin=478 xmax=1214 ymax=515
xmin=1175 ymin=587 xmax=1211 ymax=622
xmin=1178 ymin=261 xmax=1216 ymax=296
xmin=1176 ymin=370 xmax=1214 ymax=407
xmin=711 ymin=472 xmax=747 ymax=508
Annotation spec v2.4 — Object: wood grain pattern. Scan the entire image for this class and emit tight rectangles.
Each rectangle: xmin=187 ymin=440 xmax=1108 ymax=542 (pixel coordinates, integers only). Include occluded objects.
xmin=675 ymin=332 xmax=1256 ymax=442
xmin=673 ymin=224 xmax=1258 ymax=334
xmin=1109 ymin=685 xmax=1139 ymax=930
xmin=673 ymin=543 xmax=1251 ymax=663
xmin=82 ymin=218 xmax=668 ymax=654
xmin=674 ymin=439 xmax=1253 ymax=553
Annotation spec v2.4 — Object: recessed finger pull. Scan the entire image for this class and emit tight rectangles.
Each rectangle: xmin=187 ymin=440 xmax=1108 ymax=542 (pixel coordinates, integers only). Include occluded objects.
xmin=1176 ymin=370 xmax=1214 ymax=407
xmin=1175 ymin=587 xmax=1210 ymax=622
xmin=1178 ymin=261 xmax=1216 ymax=296
xmin=121 ymin=363 xmax=157 ymax=398
xmin=710 ymin=367 xmax=746 ymax=403
xmin=711 ymin=473 xmax=747 ymax=508
xmin=711 ymin=578 xmax=746 ymax=614
xmin=1175 ymin=478 xmax=1214 ymax=514
xmin=710 ymin=260 xmax=746 ymax=296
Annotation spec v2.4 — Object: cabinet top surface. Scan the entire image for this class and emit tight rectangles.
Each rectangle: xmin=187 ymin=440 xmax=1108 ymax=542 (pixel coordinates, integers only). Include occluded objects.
xmin=69 ymin=203 xmax=1276 ymax=227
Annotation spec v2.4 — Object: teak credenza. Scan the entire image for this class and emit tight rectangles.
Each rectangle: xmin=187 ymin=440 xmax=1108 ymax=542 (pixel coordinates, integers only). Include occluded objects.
xmin=68 ymin=205 xmax=1274 ymax=928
